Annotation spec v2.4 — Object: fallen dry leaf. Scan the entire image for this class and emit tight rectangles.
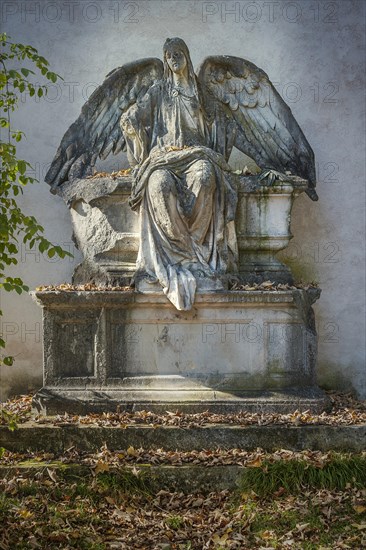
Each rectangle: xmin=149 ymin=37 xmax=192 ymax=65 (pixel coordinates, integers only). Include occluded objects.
xmin=94 ymin=461 xmax=110 ymax=474
xmin=353 ymin=505 xmax=366 ymax=514
xmin=351 ymin=523 xmax=366 ymax=530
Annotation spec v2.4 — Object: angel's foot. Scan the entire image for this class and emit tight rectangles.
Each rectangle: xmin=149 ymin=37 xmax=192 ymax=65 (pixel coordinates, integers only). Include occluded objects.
xmin=258 ymin=169 xmax=287 ymax=185
xmin=182 ymin=259 xmax=218 ymax=279
xmin=134 ymin=270 xmax=159 ymax=285
xmin=143 ymin=273 xmax=159 ymax=284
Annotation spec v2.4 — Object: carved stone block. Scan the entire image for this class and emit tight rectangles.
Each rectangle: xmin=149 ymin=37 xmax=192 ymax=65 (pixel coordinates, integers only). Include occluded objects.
xmin=58 ymin=174 xmax=307 ymax=287
xmin=32 ymin=288 xmax=328 ymax=414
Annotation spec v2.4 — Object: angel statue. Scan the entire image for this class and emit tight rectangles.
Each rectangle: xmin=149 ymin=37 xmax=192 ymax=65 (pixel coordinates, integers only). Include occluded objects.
xmin=45 ymin=37 xmax=317 ymax=311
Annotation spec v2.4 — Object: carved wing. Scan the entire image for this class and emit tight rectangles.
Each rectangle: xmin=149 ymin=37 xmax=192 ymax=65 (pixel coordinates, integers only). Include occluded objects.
xmin=45 ymin=58 xmax=163 ymax=191
xmin=197 ymin=56 xmax=317 ymax=200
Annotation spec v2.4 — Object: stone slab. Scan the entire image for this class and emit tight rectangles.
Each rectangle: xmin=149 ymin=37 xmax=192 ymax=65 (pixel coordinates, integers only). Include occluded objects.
xmin=1 ymin=423 xmax=365 ymax=454
xmin=33 ymin=387 xmax=329 ymax=416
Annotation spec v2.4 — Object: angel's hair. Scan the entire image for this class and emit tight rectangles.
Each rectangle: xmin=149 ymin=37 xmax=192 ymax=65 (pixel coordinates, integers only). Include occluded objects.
xmin=163 ymin=37 xmax=198 ymax=94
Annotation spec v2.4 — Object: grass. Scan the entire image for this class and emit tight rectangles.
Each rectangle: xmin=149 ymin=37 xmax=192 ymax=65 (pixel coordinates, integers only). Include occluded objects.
xmin=0 ymin=493 xmax=13 ymax=520
xmin=95 ymin=469 xmax=154 ymax=496
xmin=239 ymin=453 xmax=366 ymax=497
xmin=238 ymin=498 xmax=363 ymax=549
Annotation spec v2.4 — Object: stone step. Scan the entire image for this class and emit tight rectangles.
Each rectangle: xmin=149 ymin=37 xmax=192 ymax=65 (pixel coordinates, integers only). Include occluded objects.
xmin=1 ymin=422 xmax=365 ymax=454
xmin=0 ymin=462 xmax=242 ymax=493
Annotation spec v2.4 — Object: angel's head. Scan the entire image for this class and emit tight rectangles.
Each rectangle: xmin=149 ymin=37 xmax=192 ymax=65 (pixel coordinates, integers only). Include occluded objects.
xmin=163 ymin=37 xmax=195 ymax=82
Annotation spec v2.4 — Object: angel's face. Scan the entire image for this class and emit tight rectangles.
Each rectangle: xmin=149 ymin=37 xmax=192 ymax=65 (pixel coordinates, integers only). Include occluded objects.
xmin=165 ymin=48 xmax=187 ymax=75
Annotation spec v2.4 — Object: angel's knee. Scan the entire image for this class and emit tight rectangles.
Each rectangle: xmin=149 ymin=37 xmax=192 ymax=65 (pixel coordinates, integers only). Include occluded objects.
xmin=191 ymin=160 xmax=215 ymax=190
xmin=148 ymin=170 xmax=175 ymax=197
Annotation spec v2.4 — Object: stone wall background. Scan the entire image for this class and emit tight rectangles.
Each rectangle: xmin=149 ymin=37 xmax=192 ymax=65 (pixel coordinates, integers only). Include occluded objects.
xmin=0 ymin=0 xmax=365 ymax=399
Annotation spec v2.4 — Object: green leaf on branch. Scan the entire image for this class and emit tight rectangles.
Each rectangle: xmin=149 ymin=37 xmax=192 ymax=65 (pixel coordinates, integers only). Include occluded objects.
xmin=20 ymin=68 xmax=35 ymax=77
xmin=38 ymin=240 xmax=50 ymax=253
xmin=8 ymin=69 xmax=20 ymax=79
xmin=6 ymin=243 xmax=17 ymax=254
xmin=17 ymin=160 xmax=26 ymax=174
xmin=2 ymin=283 xmax=13 ymax=291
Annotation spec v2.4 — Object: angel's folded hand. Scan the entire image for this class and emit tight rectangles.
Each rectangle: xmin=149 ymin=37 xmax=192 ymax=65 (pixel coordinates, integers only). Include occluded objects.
xmin=120 ymin=115 xmax=136 ymax=134
xmin=126 ymin=126 xmax=136 ymax=136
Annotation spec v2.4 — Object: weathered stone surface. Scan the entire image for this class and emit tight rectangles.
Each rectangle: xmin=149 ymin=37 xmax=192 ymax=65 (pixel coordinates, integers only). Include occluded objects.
xmin=31 ymin=288 xmax=326 ymax=414
xmin=235 ymin=177 xmax=307 ymax=284
xmin=60 ymin=176 xmax=139 ymax=286
xmin=1 ymin=423 xmax=365 ymax=454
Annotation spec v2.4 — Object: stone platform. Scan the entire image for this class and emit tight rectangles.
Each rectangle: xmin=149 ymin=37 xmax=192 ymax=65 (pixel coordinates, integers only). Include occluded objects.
xmin=31 ymin=287 xmax=327 ymax=415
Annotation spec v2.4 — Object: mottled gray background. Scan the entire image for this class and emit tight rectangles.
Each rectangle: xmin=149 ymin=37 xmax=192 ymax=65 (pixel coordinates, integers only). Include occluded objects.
xmin=0 ymin=0 xmax=365 ymax=398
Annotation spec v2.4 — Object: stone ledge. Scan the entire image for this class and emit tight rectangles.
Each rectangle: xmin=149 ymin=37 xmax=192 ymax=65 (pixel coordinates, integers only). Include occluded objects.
xmin=31 ymin=288 xmax=320 ymax=307
xmin=57 ymin=174 xmax=308 ymax=206
xmin=0 ymin=463 xmax=263 ymax=493
xmin=1 ymin=423 xmax=365 ymax=454
xmin=32 ymin=387 xmax=330 ymax=415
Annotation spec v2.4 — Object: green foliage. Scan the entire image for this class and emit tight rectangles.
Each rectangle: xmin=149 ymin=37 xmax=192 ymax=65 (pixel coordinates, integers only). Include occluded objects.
xmin=0 ymin=409 xmax=18 ymax=431
xmin=166 ymin=514 xmax=185 ymax=530
xmin=239 ymin=454 xmax=366 ymax=497
xmin=0 ymin=33 xmax=72 ymax=365
xmin=0 ymin=493 xmax=13 ymax=520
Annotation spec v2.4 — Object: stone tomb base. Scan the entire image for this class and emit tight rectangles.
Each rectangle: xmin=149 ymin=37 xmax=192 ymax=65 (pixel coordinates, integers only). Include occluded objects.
xmin=32 ymin=289 xmax=328 ymax=415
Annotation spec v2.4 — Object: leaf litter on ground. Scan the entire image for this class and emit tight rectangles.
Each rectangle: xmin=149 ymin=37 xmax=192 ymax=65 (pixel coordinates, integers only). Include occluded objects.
xmin=1 ymin=394 xmax=366 ymax=548
xmin=0 ymin=472 xmax=365 ymax=549
xmin=1 ymin=392 xmax=365 ymax=429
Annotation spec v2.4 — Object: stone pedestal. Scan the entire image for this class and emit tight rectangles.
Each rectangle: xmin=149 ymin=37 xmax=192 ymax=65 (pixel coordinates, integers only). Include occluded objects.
xmin=57 ymin=174 xmax=307 ymax=286
xmin=32 ymin=288 xmax=327 ymax=415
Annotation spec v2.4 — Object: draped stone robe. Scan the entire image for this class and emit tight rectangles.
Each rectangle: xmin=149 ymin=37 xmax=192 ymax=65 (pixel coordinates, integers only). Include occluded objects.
xmin=121 ymin=81 xmax=238 ymax=310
